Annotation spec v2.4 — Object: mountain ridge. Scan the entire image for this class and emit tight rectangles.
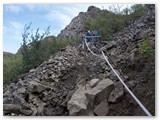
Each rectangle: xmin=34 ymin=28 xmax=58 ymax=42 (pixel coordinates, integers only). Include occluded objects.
xmin=57 ymin=6 xmax=105 ymax=39
xmin=3 ymin=4 xmax=155 ymax=116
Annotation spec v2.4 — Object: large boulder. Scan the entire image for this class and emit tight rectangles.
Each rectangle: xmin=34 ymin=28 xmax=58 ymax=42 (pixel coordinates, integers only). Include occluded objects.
xmin=67 ymin=85 xmax=90 ymax=116
xmin=85 ymin=79 xmax=114 ymax=108
xmin=67 ymin=78 xmax=114 ymax=116
xmin=67 ymin=79 xmax=93 ymax=116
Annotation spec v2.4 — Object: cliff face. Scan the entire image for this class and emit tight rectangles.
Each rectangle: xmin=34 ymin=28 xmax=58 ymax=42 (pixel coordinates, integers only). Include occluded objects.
xmin=3 ymin=5 xmax=155 ymax=116
xmin=57 ymin=6 xmax=103 ymax=39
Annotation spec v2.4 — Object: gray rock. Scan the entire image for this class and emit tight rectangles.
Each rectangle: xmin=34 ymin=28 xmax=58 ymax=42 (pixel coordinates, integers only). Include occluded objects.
xmin=3 ymin=90 xmax=11 ymax=97
xmin=30 ymin=104 xmax=37 ymax=116
xmin=105 ymin=41 xmax=116 ymax=50
xmin=44 ymin=108 xmax=53 ymax=116
xmin=57 ymin=6 xmax=102 ymax=39
xmin=108 ymin=82 xmax=124 ymax=103
xmin=37 ymin=106 xmax=44 ymax=116
xmin=111 ymin=69 xmax=121 ymax=77
xmin=3 ymin=4 xmax=155 ymax=116
xmin=85 ymin=79 xmax=114 ymax=107
xmin=61 ymin=90 xmax=75 ymax=107
xmin=90 ymin=79 xmax=100 ymax=87
xmin=94 ymin=99 xmax=109 ymax=116
xmin=128 ymin=80 xmax=137 ymax=89
xmin=18 ymin=87 xmax=27 ymax=94
xmin=3 ymin=104 xmax=21 ymax=114
xmin=67 ymin=85 xmax=88 ymax=116
xmin=20 ymin=109 xmax=32 ymax=116
xmin=3 ymin=96 xmax=21 ymax=105
xmin=28 ymin=81 xmax=46 ymax=93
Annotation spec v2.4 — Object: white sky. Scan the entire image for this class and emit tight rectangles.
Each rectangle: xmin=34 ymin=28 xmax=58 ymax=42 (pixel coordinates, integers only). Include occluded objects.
xmin=3 ymin=3 xmax=133 ymax=53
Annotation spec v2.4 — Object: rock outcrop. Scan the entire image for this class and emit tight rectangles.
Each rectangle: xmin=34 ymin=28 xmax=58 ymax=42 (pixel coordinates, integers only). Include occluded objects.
xmin=67 ymin=78 xmax=114 ymax=116
xmin=3 ymin=46 xmax=85 ymax=116
xmin=3 ymin=46 xmax=114 ymax=116
xmin=57 ymin=6 xmax=103 ymax=39
xmin=3 ymin=5 xmax=155 ymax=116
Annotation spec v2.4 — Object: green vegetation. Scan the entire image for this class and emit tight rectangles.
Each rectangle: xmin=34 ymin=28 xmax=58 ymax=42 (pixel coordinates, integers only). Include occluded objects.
xmin=139 ymin=39 xmax=154 ymax=57
xmin=3 ymin=52 xmax=23 ymax=84
xmin=84 ymin=4 xmax=145 ymax=40
xmin=20 ymin=23 xmax=51 ymax=73
xmin=3 ymin=4 xmax=146 ymax=84
xmin=3 ymin=24 xmax=81 ymax=84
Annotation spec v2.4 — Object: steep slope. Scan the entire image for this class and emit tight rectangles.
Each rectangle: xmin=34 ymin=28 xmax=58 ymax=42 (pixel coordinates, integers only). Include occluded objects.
xmin=3 ymin=51 xmax=14 ymax=64
xmin=3 ymin=46 xmax=110 ymax=116
xmin=3 ymin=5 xmax=155 ymax=116
xmin=57 ymin=6 xmax=104 ymax=39
xmin=102 ymin=4 xmax=155 ymax=116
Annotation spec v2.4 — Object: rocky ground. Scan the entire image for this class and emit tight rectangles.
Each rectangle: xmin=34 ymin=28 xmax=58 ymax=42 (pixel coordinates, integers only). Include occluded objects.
xmin=57 ymin=6 xmax=103 ymax=39
xmin=3 ymin=5 xmax=155 ymax=116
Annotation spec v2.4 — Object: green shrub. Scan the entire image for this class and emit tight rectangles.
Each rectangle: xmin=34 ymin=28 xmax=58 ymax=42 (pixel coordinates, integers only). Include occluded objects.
xmin=139 ymin=39 xmax=154 ymax=57
xmin=3 ymin=53 xmax=23 ymax=84
xmin=84 ymin=4 xmax=145 ymax=40
xmin=3 ymin=34 xmax=81 ymax=85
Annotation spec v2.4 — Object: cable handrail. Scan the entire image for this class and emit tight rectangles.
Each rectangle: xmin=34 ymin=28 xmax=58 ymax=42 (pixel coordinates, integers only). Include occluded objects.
xmin=84 ymin=36 xmax=101 ymax=38
xmin=84 ymin=38 xmax=152 ymax=116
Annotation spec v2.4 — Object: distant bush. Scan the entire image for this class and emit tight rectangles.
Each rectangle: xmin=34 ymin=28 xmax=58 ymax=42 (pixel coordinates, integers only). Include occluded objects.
xmin=139 ymin=39 xmax=154 ymax=57
xmin=3 ymin=28 xmax=81 ymax=85
xmin=3 ymin=53 xmax=23 ymax=84
xmin=20 ymin=23 xmax=81 ymax=73
xmin=84 ymin=4 xmax=145 ymax=40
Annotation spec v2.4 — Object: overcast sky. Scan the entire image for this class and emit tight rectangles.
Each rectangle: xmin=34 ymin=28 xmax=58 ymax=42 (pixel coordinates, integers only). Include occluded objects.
xmin=3 ymin=4 xmax=133 ymax=53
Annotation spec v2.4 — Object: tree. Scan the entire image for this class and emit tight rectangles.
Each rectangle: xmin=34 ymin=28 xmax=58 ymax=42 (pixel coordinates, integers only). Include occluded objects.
xmin=131 ymin=4 xmax=144 ymax=13
xmin=109 ymin=4 xmax=125 ymax=14
xmin=21 ymin=23 xmax=50 ymax=72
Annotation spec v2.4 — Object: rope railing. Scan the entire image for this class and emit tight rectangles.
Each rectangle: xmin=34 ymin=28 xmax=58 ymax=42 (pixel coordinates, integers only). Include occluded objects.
xmin=84 ymin=38 xmax=152 ymax=116
xmin=85 ymin=36 xmax=101 ymax=38
xmin=84 ymin=38 xmax=99 ymax=57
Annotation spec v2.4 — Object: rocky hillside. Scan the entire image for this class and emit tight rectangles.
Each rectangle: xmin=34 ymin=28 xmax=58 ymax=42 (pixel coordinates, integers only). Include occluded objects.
xmin=57 ymin=6 xmax=104 ymax=39
xmin=3 ymin=5 xmax=155 ymax=116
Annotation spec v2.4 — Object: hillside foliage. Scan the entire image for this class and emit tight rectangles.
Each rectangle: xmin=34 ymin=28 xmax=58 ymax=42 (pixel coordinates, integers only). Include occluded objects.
xmin=3 ymin=24 xmax=81 ymax=84
xmin=84 ymin=4 xmax=145 ymax=40
xmin=3 ymin=4 xmax=145 ymax=84
xmin=139 ymin=39 xmax=155 ymax=57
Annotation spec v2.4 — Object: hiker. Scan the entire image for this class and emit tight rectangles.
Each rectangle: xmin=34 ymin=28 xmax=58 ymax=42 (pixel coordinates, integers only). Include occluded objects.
xmin=80 ymin=29 xmax=86 ymax=49
xmin=90 ymin=31 xmax=95 ymax=48
xmin=95 ymin=30 xmax=99 ymax=36
xmin=86 ymin=30 xmax=91 ymax=46
xmin=81 ymin=34 xmax=85 ymax=49
xmin=91 ymin=30 xmax=99 ymax=48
